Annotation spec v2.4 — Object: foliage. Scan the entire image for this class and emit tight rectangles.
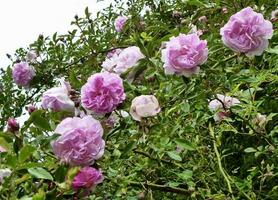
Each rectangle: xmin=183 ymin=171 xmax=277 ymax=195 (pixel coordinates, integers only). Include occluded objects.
xmin=0 ymin=0 xmax=278 ymax=199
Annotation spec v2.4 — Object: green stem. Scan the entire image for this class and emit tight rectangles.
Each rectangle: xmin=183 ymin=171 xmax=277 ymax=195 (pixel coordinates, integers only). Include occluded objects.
xmin=209 ymin=123 xmax=234 ymax=197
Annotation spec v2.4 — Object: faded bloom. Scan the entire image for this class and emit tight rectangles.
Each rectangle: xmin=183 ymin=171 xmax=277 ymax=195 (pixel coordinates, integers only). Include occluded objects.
xmin=114 ymin=15 xmax=128 ymax=32
xmin=12 ymin=62 xmax=36 ymax=87
xmin=41 ymin=79 xmax=75 ymax=112
xmin=198 ymin=16 xmax=208 ymax=23
xmin=0 ymin=169 xmax=12 ymax=183
xmin=0 ymin=146 xmax=6 ymax=153
xmin=7 ymin=118 xmax=19 ymax=132
xmin=130 ymin=95 xmax=160 ymax=121
xmin=271 ymin=10 xmax=278 ymax=21
xmin=106 ymin=110 xmax=129 ymax=127
xmin=208 ymin=94 xmax=240 ymax=121
xmin=81 ymin=72 xmax=126 ymax=115
xmin=102 ymin=46 xmax=145 ymax=74
xmin=161 ymin=33 xmax=208 ymax=77
xmin=26 ymin=51 xmax=37 ymax=62
xmin=222 ymin=7 xmax=228 ymax=14
xmin=220 ymin=7 xmax=273 ymax=57
xmin=72 ymin=167 xmax=103 ymax=191
xmin=252 ymin=113 xmax=267 ymax=131
xmin=51 ymin=116 xmax=105 ymax=166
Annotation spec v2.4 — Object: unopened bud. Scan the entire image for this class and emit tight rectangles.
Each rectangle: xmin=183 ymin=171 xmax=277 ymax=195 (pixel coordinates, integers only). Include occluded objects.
xmin=7 ymin=118 xmax=19 ymax=132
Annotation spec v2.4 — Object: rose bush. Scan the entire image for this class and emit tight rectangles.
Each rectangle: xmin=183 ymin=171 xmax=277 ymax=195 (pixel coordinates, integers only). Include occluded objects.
xmin=0 ymin=0 xmax=277 ymax=199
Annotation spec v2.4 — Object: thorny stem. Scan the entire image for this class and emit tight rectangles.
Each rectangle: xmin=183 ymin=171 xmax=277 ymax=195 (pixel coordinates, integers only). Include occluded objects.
xmin=209 ymin=123 xmax=234 ymax=198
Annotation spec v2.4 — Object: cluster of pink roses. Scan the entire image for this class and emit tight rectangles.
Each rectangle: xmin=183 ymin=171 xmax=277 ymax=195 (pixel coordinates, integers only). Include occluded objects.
xmin=8 ymin=6 xmax=273 ymax=195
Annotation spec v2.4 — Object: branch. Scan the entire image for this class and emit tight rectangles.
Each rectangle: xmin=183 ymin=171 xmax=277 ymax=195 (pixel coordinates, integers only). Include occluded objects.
xmin=128 ymin=180 xmax=192 ymax=195
xmin=65 ymin=46 xmax=129 ymax=68
xmin=133 ymin=149 xmax=182 ymax=167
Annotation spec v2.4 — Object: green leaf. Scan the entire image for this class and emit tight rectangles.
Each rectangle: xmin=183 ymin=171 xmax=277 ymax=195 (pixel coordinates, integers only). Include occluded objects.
xmin=177 ymin=170 xmax=193 ymax=180
xmin=0 ymin=137 xmax=11 ymax=152
xmin=167 ymin=151 xmax=182 ymax=161
xmin=266 ymin=47 xmax=278 ymax=54
xmin=244 ymin=147 xmax=257 ymax=153
xmin=175 ymin=139 xmax=195 ymax=151
xmin=31 ymin=110 xmax=51 ymax=131
xmin=28 ymin=168 xmax=53 ymax=181
xmin=32 ymin=189 xmax=46 ymax=200
xmin=121 ymin=141 xmax=136 ymax=158
xmin=19 ymin=145 xmax=36 ymax=163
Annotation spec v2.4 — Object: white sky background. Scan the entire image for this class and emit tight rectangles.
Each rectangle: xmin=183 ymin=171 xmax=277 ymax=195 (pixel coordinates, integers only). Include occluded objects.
xmin=0 ymin=0 xmax=112 ymax=68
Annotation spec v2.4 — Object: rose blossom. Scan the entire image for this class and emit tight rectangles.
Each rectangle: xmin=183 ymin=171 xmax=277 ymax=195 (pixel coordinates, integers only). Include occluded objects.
xmin=72 ymin=167 xmax=103 ymax=192
xmin=51 ymin=116 xmax=105 ymax=166
xmin=101 ymin=46 xmax=145 ymax=74
xmin=12 ymin=62 xmax=35 ymax=87
xmin=130 ymin=95 xmax=160 ymax=121
xmin=41 ymin=79 xmax=75 ymax=112
xmin=81 ymin=72 xmax=126 ymax=115
xmin=161 ymin=33 xmax=208 ymax=77
xmin=220 ymin=7 xmax=273 ymax=57
xmin=114 ymin=15 xmax=128 ymax=32
xmin=208 ymin=94 xmax=240 ymax=121
xmin=7 ymin=118 xmax=19 ymax=132
xmin=0 ymin=169 xmax=12 ymax=183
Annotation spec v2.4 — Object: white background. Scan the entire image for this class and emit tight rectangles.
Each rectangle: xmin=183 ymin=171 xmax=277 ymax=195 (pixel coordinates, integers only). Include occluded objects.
xmin=0 ymin=0 xmax=112 ymax=67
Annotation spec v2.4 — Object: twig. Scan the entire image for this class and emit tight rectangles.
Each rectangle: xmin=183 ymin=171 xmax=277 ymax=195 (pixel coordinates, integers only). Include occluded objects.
xmin=128 ymin=180 xmax=192 ymax=195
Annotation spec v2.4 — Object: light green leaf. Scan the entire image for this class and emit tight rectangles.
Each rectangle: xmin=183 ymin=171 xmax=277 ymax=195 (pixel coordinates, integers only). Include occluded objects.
xmin=167 ymin=151 xmax=182 ymax=161
xmin=19 ymin=145 xmax=36 ymax=163
xmin=244 ymin=147 xmax=257 ymax=153
xmin=175 ymin=139 xmax=195 ymax=151
xmin=28 ymin=168 xmax=53 ymax=181
xmin=177 ymin=170 xmax=193 ymax=180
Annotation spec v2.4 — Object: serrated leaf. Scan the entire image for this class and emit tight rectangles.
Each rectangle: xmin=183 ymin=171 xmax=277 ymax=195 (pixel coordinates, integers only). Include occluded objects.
xmin=175 ymin=139 xmax=195 ymax=151
xmin=28 ymin=168 xmax=53 ymax=181
xmin=167 ymin=151 xmax=182 ymax=161
xmin=19 ymin=145 xmax=36 ymax=163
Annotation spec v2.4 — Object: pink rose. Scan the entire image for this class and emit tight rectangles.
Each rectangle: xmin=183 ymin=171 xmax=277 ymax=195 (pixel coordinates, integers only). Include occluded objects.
xmin=130 ymin=95 xmax=160 ymax=121
xmin=220 ymin=7 xmax=273 ymax=57
xmin=72 ymin=167 xmax=103 ymax=192
xmin=51 ymin=116 xmax=105 ymax=166
xmin=102 ymin=46 xmax=145 ymax=74
xmin=12 ymin=62 xmax=36 ymax=87
xmin=208 ymin=94 xmax=240 ymax=121
xmin=161 ymin=33 xmax=208 ymax=77
xmin=41 ymin=79 xmax=75 ymax=112
xmin=81 ymin=72 xmax=126 ymax=115
xmin=114 ymin=15 xmax=128 ymax=32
